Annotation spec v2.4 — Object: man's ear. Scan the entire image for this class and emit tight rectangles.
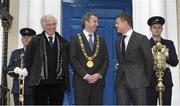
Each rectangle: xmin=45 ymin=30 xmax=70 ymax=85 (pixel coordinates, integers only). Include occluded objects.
xmin=84 ymin=20 xmax=89 ymax=29
xmin=124 ymin=20 xmax=129 ymax=26
xmin=85 ymin=20 xmax=89 ymax=25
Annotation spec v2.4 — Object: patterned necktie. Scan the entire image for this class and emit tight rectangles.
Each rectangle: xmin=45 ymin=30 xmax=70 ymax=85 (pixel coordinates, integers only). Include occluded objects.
xmin=48 ymin=37 xmax=53 ymax=47
xmin=88 ymin=34 xmax=94 ymax=51
xmin=121 ymin=35 xmax=127 ymax=58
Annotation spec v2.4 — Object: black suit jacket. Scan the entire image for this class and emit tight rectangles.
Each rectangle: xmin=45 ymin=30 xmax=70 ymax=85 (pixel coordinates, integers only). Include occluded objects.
xmin=149 ymin=38 xmax=179 ymax=87
xmin=115 ymin=31 xmax=154 ymax=89
xmin=25 ymin=31 xmax=70 ymax=90
xmin=70 ymin=32 xmax=109 ymax=86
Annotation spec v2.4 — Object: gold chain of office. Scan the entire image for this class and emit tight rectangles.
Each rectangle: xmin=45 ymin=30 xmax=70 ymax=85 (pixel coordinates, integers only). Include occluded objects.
xmin=78 ymin=34 xmax=100 ymax=68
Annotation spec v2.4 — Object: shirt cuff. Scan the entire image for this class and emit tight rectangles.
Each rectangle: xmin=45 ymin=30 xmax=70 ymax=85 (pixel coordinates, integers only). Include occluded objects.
xmin=83 ymin=74 xmax=90 ymax=79
xmin=98 ymin=73 xmax=103 ymax=79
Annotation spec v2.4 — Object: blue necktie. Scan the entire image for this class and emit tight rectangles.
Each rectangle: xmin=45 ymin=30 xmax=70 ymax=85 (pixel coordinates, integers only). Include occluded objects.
xmin=48 ymin=37 xmax=53 ymax=47
xmin=88 ymin=34 xmax=94 ymax=51
xmin=121 ymin=35 xmax=126 ymax=58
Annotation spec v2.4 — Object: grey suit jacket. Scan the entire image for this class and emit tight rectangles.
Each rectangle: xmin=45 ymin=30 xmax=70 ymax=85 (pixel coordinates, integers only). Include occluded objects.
xmin=115 ymin=31 xmax=153 ymax=89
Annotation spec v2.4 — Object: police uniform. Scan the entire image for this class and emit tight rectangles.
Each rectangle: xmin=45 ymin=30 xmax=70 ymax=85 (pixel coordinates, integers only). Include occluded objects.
xmin=7 ymin=28 xmax=36 ymax=105
xmin=147 ymin=16 xmax=179 ymax=105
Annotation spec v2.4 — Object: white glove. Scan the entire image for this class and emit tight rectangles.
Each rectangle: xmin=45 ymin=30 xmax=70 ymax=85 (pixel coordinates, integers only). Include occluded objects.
xmin=13 ymin=67 xmax=28 ymax=77
xmin=19 ymin=68 xmax=28 ymax=77
xmin=165 ymin=48 xmax=169 ymax=57
xmin=14 ymin=67 xmax=21 ymax=74
xmin=161 ymin=47 xmax=169 ymax=57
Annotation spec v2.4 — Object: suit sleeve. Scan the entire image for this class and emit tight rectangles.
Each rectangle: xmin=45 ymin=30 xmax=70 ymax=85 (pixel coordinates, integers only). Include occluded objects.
xmin=63 ymin=42 xmax=70 ymax=91
xmin=115 ymin=39 xmax=121 ymax=64
xmin=25 ymin=37 xmax=38 ymax=73
xmin=166 ymin=41 xmax=179 ymax=66
xmin=7 ymin=51 xmax=16 ymax=71
xmin=7 ymin=51 xmax=19 ymax=77
xmin=140 ymin=36 xmax=154 ymax=81
xmin=98 ymin=38 xmax=109 ymax=77
xmin=70 ymin=36 xmax=88 ymax=78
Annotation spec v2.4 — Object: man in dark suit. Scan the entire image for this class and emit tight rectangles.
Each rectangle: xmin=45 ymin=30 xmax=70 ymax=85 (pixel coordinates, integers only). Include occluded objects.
xmin=115 ymin=13 xmax=154 ymax=105
xmin=147 ymin=16 xmax=179 ymax=105
xmin=7 ymin=28 xmax=36 ymax=105
xmin=70 ymin=12 xmax=109 ymax=105
xmin=25 ymin=15 xmax=69 ymax=105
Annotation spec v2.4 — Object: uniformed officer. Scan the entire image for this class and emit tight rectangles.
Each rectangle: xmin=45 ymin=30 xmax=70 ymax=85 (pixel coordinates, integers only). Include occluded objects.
xmin=147 ymin=16 xmax=179 ymax=105
xmin=7 ymin=28 xmax=36 ymax=105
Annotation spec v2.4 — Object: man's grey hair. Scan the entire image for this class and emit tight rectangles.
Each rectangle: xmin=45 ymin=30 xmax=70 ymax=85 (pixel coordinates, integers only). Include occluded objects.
xmin=41 ymin=14 xmax=57 ymax=28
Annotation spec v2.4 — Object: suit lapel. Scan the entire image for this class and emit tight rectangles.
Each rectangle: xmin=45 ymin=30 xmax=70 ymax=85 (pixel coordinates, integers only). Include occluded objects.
xmin=149 ymin=38 xmax=156 ymax=47
xmin=160 ymin=38 xmax=166 ymax=45
xmin=55 ymin=33 xmax=63 ymax=49
xmin=20 ymin=48 xmax=25 ymax=54
xmin=125 ymin=31 xmax=136 ymax=55
xmin=93 ymin=34 xmax=97 ymax=53
xmin=81 ymin=33 xmax=93 ymax=55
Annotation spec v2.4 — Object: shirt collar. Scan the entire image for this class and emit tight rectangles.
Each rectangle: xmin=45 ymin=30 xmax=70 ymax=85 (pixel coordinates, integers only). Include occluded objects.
xmin=152 ymin=36 xmax=161 ymax=42
xmin=45 ymin=32 xmax=55 ymax=40
xmin=83 ymin=29 xmax=94 ymax=38
xmin=123 ymin=28 xmax=133 ymax=38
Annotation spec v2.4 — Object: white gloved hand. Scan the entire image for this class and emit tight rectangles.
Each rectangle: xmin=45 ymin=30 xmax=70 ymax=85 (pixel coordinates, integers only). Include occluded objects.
xmin=19 ymin=68 xmax=28 ymax=77
xmin=165 ymin=48 xmax=169 ymax=57
xmin=14 ymin=67 xmax=21 ymax=74
xmin=161 ymin=47 xmax=169 ymax=58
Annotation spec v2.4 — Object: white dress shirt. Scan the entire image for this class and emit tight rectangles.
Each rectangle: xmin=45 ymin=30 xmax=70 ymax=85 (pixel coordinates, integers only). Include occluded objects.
xmin=123 ymin=28 xmax=133 ymax=51
xmin=45 ymin=32 xmax=55 ymax=43
xmin=83 ymin=30 xmax=95 ymax=43
xmin=152 ymin=36 xmax=161 ymax=42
